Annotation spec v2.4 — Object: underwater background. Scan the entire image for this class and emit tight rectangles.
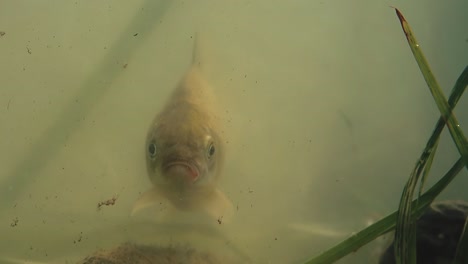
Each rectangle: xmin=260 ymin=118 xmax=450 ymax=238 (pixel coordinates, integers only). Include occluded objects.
xmin=0 ymin=0 xmax=467 ymax=263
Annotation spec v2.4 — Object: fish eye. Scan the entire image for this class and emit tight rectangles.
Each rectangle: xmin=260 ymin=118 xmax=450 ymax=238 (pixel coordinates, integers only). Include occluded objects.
xmin=207 ymin=143 xmax=215 ymax=158
xmin=148 ymin=142 xmax=157 ymax=158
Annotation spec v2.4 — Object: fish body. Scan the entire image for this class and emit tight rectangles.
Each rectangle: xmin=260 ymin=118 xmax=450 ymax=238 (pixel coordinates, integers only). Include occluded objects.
xmin=133 ymin=36 xmax=233 ymax=220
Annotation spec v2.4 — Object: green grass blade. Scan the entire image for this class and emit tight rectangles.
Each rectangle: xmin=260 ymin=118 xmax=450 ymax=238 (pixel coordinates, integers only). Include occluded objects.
xmin=393 ymin=9 xmax=468 ymax=264
xmin=395 ymin=167 xmax=419 ymax=264
xmin=448 ymin=65 xmax=468 ymax=106
xmin=451 ymin=66 xmax=468 ymax=264
xmin=395 ymin=168 xmax=421 ymax=264
xmin=302 ymin=10 xmax=468 ymax=264
xmin=302 ymin=23 xmax=468 ymax=264
xmin=419 ymin=65 xmax=468 ymax=199
xmin=394 ymin=8 xmax=468 ymax=169
xmin=418 ymin=140 xmax=438 ymax=198
xmin=418 ymin=65 xmax=468 ymax=199
xmin=302 ymin=158 xmax=465 ymax=264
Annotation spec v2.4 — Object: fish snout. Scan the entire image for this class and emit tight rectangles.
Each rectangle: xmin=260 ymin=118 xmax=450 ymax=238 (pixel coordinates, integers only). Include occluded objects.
xmin=163 ymin=161 xmax=200 ymax=182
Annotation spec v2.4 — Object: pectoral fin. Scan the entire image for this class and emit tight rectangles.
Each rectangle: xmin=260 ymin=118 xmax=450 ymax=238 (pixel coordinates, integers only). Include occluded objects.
xmin=201 ymin=189 xmax=234 ymax=222
xmin=131 ymin=188 xmax=167 ymax=216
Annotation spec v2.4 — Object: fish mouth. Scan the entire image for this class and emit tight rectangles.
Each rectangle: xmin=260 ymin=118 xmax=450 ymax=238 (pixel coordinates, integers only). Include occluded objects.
xmin=163 ymin=161 xmax=200 ymax=182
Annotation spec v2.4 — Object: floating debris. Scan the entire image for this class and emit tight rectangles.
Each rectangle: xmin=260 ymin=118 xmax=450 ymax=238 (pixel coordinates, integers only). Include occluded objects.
xmin=10 ymin=217 xmax=18 ymax=227
xmin=97 ymin=196 xmax=118 ymax=210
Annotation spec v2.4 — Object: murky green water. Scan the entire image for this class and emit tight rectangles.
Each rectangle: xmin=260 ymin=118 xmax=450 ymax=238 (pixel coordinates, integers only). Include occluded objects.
xmin=0 ymin=0 xmax=467 ymax=263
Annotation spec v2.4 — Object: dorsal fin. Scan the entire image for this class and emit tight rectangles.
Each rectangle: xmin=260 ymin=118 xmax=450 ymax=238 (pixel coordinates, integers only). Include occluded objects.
xmin=191 ymin=33 xmax=204 ymax=69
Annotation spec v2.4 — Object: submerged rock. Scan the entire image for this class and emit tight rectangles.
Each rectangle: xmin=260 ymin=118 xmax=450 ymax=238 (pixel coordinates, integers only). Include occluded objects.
xmin=379 ymin=200 xmax=468 ymax=264
xmin=79 ymin=243 xmax=228 ymax=264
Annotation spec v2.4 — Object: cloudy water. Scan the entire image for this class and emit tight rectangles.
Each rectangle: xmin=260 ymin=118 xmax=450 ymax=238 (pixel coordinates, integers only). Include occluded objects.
xmin=0 ymin=0 xmax=467 ymax=263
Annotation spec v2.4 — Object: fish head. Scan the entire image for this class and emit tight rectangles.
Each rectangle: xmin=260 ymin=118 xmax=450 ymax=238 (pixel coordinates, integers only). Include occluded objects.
xmin=145 ymin=114 xmax=223 ymax=190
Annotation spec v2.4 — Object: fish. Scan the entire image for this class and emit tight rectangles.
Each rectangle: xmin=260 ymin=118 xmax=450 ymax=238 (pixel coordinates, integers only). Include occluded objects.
xmin=132 ymin=35 xmax=233 ymax=221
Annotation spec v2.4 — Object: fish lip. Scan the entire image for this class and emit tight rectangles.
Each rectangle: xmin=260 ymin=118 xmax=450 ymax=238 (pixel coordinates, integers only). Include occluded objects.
xmin=163 ymin=160 xmax=200 ymax=181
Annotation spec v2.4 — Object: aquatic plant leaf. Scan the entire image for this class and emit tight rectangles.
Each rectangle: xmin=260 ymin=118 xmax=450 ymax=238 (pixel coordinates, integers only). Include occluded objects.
xmin=393 ymin=8 xmax=468 ymax=264
xmin=394 ymin=8 xmax=468 ymax=170
xmin=394 ymin=63 xmax=468 ymax=264
xmin=302 ymin=16 xmax=468 ymax=264
xmin=418 ymin=140 xmax=437 ymax=198
xmin=419 ymin=65 xmax=468 ymax=199
xmin=452 ymin=67 xmax=468 ymax=264
xmin=302 ymin=158 xmax=465 ymax=264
